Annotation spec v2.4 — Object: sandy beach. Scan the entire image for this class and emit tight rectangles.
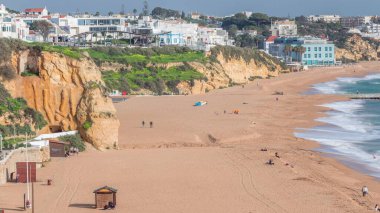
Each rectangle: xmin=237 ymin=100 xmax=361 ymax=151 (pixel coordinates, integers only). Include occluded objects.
xmin=2 ymin=62 xmax=380 ymax=212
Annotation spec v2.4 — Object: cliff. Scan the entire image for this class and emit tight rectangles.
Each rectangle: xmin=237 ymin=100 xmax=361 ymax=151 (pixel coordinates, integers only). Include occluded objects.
xmin=178 ymin=48 xmax=282 ymax=94
xmin=335 ymin=34 xmax=378 ymax=62
xmin=99 ymin=46 xmax=285 ymax=95
xmin=2 ymin=50 xmax=119 ymax=149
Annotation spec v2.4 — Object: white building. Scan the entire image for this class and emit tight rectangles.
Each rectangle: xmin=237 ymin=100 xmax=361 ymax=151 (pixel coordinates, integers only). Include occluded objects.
xmin=271 ymin=20 xmax=297 ymax=37
xmin=341 ymin=16 xmax=373 ymax=28
xmin=197 ymin=27 xmax=231 ymax=46
xmin=24 ymin=7 xmax=48 ymax=16
xmin=307 ymin=15 xmax=341 ymax=23
xmin=151 ymin=19 xmax=198 ymax=46
xmin=0 ymin=17 xmax=29 ymax=40
xmin=51 ymin=15 xmax=128 ymax=37
xmin=0 ymin=4 xmax=8 ymax=17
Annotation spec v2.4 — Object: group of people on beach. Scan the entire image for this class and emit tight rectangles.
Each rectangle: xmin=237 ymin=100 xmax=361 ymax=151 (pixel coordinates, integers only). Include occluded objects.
xmin=142 ymin=121 xmax=154 ymax=128
xmin=104 ymin=201 xmax=116 ymax=210
xmin=361 ymin=186 xmax=380 ymax=212
xmin=65 ymin=147 xmax=79 ymax=157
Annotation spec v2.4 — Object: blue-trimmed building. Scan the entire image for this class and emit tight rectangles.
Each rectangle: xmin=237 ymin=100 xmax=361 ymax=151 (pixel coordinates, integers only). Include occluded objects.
xmin=269 ymin=36 xmax=335 ymax=66
xmin=159 ymin=33 xmax=184 ymax=46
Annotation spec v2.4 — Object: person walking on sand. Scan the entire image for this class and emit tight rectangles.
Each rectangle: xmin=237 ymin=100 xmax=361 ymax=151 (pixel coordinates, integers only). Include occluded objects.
xmin=375 ymin=204 xmax=379 ymax=211
xmin=142 ymin=121 xmax=145 ymax=128
xmin=150 ymin=121 xmax=153 ymax=128
xmin=362 ymin=186 xmax=369 ymax=197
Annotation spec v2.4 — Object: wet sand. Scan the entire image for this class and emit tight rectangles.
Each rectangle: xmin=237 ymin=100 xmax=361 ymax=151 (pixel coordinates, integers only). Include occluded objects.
xmin=1 ymin=62 xmax=380 ymax=212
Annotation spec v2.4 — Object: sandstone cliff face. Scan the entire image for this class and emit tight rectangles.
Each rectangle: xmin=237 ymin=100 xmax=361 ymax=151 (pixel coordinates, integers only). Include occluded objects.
xmin=76 ymin=83 xmax=119 ymax=149
xmin=3 ymin=51 xmax=119 ymax=149
xmin=100 ymin=51 xmax=282 ymax=95
xmin=336 ymin=34 xmax=378 ymax=62
xmin=177 ymin=52 xmax=281 ymax=94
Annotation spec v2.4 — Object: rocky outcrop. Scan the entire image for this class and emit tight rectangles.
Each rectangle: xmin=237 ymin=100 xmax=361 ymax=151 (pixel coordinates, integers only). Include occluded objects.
xmin=76 ymin=82 xmax=119 ymax=149
xmin=3 ymin=50 xmax=119 ymax=149
xmin=336 ymin=34 xmax=378 ymax=62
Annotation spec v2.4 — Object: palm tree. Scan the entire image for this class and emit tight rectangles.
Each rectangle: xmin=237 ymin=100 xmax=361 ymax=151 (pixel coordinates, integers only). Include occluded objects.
xmin=283 ymin=45 xmax=293 ymax=63
xmin=299 ymin=46 xmax=306 ymax=63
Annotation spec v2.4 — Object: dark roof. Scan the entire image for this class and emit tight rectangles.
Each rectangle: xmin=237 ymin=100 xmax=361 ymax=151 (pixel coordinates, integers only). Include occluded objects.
xmin=49 ymin=139 xmax=70 ymax=145
xmin=93 ymin=186 xmax=118 ymax=193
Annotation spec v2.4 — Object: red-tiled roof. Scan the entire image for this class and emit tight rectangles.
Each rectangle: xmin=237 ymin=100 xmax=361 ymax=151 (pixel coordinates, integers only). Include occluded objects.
xmin=25 ymin=8 xmax=44 ymax=13
xmin=266 ymin=36 xmax=277 ymax=42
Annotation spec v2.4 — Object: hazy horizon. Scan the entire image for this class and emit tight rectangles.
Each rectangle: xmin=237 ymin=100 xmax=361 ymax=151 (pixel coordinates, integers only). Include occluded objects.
xmin=1 ymin=0 xmax=380 ymax=17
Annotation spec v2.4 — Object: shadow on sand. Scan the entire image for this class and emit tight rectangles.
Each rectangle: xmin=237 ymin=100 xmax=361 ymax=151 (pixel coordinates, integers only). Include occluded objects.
xmin=0 ymin=207 xmax=25 ymax=211
xmin=69 ymin=203 xmax=95 ymax=209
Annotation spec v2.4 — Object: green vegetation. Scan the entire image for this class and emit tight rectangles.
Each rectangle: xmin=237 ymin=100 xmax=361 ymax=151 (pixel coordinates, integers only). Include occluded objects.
xmin=2 ymin=137 xmax=27 ymax=149
xmin=0 ymin=38 xmax=28 ymax=80
xmin=29 ymin=43 xmax=83 ymax=59
xmin=21 ymin=70 xmax=39 ymax=77
xmin=0 ymin=83 xmax=47 ymax=136
xmin=295 ymin=16 xmax=350 ymax=48
xmin=83 ymin=121 xmax=92 ymax=130
xmin=151 ymin=7 xmax=181 ymax=19
xmin=87 ymin=46 xmax=206 ymax=65
xmin=102 ymin=65 xmax=206 ymax=95
xmin=58 ymin=134 xmax=86 ymax=152
xmin=210 ymin=46 xmax=286 ymax=71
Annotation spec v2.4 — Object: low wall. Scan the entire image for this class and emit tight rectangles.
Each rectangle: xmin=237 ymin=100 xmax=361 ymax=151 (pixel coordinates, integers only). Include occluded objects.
xmin=0 ymin=147 xmax=50 ymax=184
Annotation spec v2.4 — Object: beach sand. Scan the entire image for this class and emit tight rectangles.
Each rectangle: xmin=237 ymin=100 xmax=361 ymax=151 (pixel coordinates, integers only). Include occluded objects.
xmin=1 ymin=62 xmax=380 ymax=212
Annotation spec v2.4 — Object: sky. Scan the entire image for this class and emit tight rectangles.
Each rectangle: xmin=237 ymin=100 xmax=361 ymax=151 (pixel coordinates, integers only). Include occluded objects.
xmin=2 ymin=0 xmax=380 ymax=17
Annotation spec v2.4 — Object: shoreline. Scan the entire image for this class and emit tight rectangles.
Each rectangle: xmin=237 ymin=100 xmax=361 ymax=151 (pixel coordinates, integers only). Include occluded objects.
xmin=2 ymin=62 xmax=380 ymax=212
xmin=296 ymin=71 xmax=380 ymax=180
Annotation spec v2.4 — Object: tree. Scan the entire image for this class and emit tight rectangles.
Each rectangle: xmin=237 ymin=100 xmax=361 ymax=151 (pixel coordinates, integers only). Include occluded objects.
xmin=226 ymin=24 xmax=239 ymax=38
xmin=108 ymin=11 xmax=114 ymax=16
xmin=249 ymin=13 xmax=270 ymax=26
xmin=283 ymin=45 xmax=293 ymax=63
xmin=235 ymin=33 xmax=258 ymax=48
xmin=151 ymin=7 xmax=180 ymax=19
xmin=94 ymin=11 xmax=100 ymax=16
xmin=133 ymin=8 xmax=138 ymax=16
xmin=181 ymin=11 xmax=186 ymax=19
xmin=142 ymin=0 xmax=149 ymax=16
xmin=29 ymin=20 xmax=53 ymax=42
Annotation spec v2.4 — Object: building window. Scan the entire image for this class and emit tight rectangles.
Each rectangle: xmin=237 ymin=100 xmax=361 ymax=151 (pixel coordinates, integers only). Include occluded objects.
xmin=318 ymin=47 xmax=322 ymax=51
xmin=315 ymin=54 xmax=317 ymax=58
xmin=329 ymin=53 xmax=332 ymax=57
xmin=329 ymin=47 xmax=332 ymax=51
xmin=325 ymin=53 xmax=328 ymax=57
xmin=308 ymin=47 xmax=311 ymax=51
xmin=304 ymin=54 xmax=307 ymax=58
xmin=308 ymin=54 xmax=311 ymax=58
xmin=325 ymin=47 xmax=328 ymax=51
xmin=174 ymin=38 xmax=178 ymax=43
xmin=319 ymin=54 xmax=322 ymax=58
xmin=78 ymin=19 xmax=85 ymax=25
xmin=314 ymin=47 xmax=317 ymax=51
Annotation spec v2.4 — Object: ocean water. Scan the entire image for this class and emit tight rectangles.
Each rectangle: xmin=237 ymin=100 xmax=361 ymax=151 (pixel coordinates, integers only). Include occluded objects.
xmin=295 ymin=73 xmax=380 ymax=178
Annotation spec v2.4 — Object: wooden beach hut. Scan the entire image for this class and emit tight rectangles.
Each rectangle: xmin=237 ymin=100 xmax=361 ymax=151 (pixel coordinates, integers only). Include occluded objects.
xmin=49 ymin=140 xmax=70 ymax=157
xmin=16 ymin=162 xmax=36 ymax=183
xmin=93 ymin=186 xmax=117 ymax=209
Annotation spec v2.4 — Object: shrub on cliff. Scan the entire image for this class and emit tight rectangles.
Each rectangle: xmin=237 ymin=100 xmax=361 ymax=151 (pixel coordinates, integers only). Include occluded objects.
xmin=59 ymin=134 xmax=86 ymax=152
xmin=0 ymin=83 xmax=48 ymax=132
xmin=0 ymin=38 xmax=28 ymax=80
xmin=210 ymin=45 xmax=286 ymax=70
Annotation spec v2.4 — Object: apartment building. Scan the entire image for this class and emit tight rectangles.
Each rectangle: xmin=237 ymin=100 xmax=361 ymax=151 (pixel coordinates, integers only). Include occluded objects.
xmin=269 ymin=36 xmax=335 ymax=66
xmin=270 ymin=20 xmax=297 ymax=37
xmin=307 ymin=15 xmax=341 ymax=23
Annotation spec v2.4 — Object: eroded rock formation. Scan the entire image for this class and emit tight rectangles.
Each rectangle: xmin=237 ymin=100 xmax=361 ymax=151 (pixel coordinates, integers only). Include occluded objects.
xmin=3 ymin=50 xmax=119 ymax=149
